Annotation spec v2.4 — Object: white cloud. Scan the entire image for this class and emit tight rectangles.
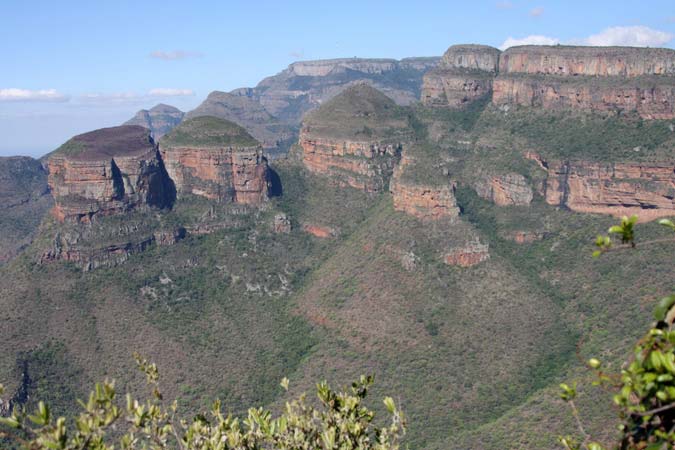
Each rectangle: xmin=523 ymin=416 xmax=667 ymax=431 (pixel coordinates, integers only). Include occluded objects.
xmin=529 ymin=7 xmax=544 ymax=17
xmin=149 ymin=50 xmax=203 ymax=60
xmin=148 ymin=88 xmax=194 ymax=97
xmin=581 ymin=26 xmax=673 ymax=47
xmin=0 ymin=88 xmax=69 ymax=102
xmin=499 ymin=35 xmax=560 ymax=50
xmin=496 ymin=1 xmax=513 ymax=9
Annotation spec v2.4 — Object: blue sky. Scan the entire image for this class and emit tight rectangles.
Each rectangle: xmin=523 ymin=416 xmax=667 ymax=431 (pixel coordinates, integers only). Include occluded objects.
xmin=1 ymin=0 xmax=674 ymax=157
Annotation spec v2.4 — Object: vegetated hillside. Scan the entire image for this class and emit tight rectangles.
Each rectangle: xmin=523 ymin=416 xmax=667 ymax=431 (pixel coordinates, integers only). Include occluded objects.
xmin=0 ymin=156 xmax=52 ymax=265
xmin=3 ymin=64 xmax=675 ymax=450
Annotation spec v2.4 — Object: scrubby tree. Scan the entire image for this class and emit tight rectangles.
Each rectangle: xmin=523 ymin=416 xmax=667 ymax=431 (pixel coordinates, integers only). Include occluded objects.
xmin=0 ymin=353 xmax=405 ymax=449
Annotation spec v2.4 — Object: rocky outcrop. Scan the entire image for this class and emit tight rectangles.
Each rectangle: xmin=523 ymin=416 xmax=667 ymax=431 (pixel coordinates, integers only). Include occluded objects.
xmin=526 ymin=152 xmax=675 ymax=221
xmin=47 ymin=126 xmax=174 ymax=223
xmin=422 ymin=45 xmax=500 ymax=107
xmin=185 ymin=91 xmax=295 ymax=152
xmin=499 ymin=46 xmax=675 ymax=77
xmin=299 ymin=84 xmax=411 ymax=192
xmin=124 ymin=104 xmax=184 ymax=140
xmin=501 ymin=230 xmax=546 ymax=244
xmin=159 ymin=116 xmax=269 ymax=204
xmin=443 ymin=239 xmax=490 ymax=267
xmin=273 ymin=213 xmax=291 ymax=233
xmin=475 ymin=173 xmax=533 ymax=206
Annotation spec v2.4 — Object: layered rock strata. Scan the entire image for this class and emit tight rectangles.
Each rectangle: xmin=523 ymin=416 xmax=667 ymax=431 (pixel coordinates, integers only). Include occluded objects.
xmin=422 ymin=45 xmax=500 ymax=107
xmin=159 ymin=116 xmax=269 ymax=204
xmin=47 ymin=126 xmax=174 ymax=223
xmin=299 ymin=84 xmax=411 ymax=192
xmin=526 ymin=152 xmax=675 ymax=221
xmin=475 ymin=173 xmax=533 ymax=206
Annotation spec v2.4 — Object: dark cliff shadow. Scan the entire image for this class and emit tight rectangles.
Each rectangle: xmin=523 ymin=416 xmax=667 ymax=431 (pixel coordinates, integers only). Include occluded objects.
xmin=267 ymin=166 xmax=283 ymax=197
xmin=148 ymin=151 xmax=176 ymax=209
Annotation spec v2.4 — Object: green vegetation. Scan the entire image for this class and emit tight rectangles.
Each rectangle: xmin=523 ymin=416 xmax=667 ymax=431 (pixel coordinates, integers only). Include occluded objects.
xmin=161 ymin=116 xmax=259 ymax=148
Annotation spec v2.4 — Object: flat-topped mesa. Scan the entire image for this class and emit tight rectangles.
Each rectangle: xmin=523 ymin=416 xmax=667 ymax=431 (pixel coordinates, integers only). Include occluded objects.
xmin=422 ymin=45 xmax=501 ymax=107
xmin=299 ymin=84 xmax=412 ymax=192
xmin=526 ymin=153 xmax=675 ymax=222
xmin=499 ymin=45 xmax=675 ymax=77
xmin=47 ymin=126 xmax=174 ymax=223
xmin=124 ymin=103 xmax=184 ymax=140
xmin=493 ymin=45 xmax=675 ymax=119
xmin=159 ymin=116 xmax=269 ymax=204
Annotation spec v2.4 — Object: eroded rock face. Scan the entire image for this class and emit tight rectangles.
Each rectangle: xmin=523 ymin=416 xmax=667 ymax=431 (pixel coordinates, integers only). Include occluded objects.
xmin=499 ymin=46 xmax=675 ymax=77
xmin=159 ymin=116 xmax=269 ymax=204
xmin=443 ymin=240 xmax=490 ymax=267
xmin=47 ymin=126 xmax=174 ymax=223
xmin=272 ymin=213 xmax=291 ymax=233
xmin=422 ymin=45 xmax=500 ymax=107
xmin=299 ymin=84 xmax=411 ymax=192
xmin=475 ymin=173 xmax=533 ymax=206
xmin=492 ymin=75 xmax=675 ymax=120
xmin=527 ymin=153 xmax=675 ymax=221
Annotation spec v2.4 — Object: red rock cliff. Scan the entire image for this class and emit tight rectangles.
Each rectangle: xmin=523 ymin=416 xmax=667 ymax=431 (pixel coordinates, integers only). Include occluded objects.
xmin=47 ymin=126 xmax=173 ymax=223
xmin=159 ymin=116 xmax=269 ymax=204
xmin=299 ymin=84 xmax=412 ymax=192
xmin=526 ymin=152 xmax=675 ymax=221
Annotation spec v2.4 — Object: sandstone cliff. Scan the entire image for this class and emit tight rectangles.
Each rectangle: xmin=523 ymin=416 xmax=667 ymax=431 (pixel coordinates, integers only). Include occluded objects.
xmin=124 ymin=104 xmax=184 ymax=140
xmin=299 ymin=84 xmax=411 ymax=192
xmin=422 ymin=45 xmax=500 ymax=107
xmin=389 ymin=153 xmax=460 ymax=220
xmin=159 ymin=116 xmax=269 ymax=204
xmin=47 ymin=126 xmax=174 ymax=223
xmin=474 ymin=173 xmax=533 ymax=206
xmin=527 ymin=152 xmax=675 ymax=221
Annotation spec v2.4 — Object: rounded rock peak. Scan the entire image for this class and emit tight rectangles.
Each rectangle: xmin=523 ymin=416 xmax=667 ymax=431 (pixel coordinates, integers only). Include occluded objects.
xmin=440 ymin=44 xmax=501 ymax=72
xmin=160 ymin=116 xmax=260 ymax=149
xmin=50 ymin=125 xmax=155 ymax=161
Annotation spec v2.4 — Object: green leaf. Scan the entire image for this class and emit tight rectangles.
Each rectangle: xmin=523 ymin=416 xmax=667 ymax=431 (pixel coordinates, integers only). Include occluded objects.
xmin=658 ymin=218 xmax=675 ymax=230
xmin=280 ymin=377 xmax=289 ymax=391
xmin=608 ymin=225 xmax=624 ymax=234
xmin=383 ymin=397 xmax=396 ymax=414
xmin=653 ymin=295 xmax=675 ymax=321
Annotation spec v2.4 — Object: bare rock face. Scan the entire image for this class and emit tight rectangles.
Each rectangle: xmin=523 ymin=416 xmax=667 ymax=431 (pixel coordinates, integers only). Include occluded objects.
xmin=475 ymin=173 xmax=533 ymax=206
xmin=159 ymin=116 xmax=269 ymax=205
xmin=390 ymin=154 xmax=460 ymax=219
xmin=422 ymin=45 xmax=500 ymax=107
xmin=443 ymin=239 xmax=490 ymax=267
xmin=299 ymin=84 xmax=411 ymax=192
xmin=499 ymin=46 xmax=675 ymax=77
xmin=492 ymin=75 xmax=675 ymax=120
xmin=124 ymin=104 xmax=184 ymax=140
xmin=302 ymin=223 xmax=337 ymax=238
xmin=527 ymin=153 xmax=675 ymax=221
xmin=47 ymin=126 xmax=174 ymax=223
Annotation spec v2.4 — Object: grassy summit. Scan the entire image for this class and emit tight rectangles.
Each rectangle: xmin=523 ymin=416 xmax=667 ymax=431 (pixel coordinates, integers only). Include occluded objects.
xmin=161 ymin=116 xmax=259 ymax=148
xmin=302 ymin=83 xmax=412 ymax=141
xmin=50 ymin=125 xmax=155 ymax=160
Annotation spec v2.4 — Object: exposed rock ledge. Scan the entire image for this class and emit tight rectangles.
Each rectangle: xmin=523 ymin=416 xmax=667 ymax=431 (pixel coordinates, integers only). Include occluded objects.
xmin=526 ymin=152 xmax=675 ymax=221
xmin=474 ymin=173 xmax=533 ymax=206
xmin=443 ymin=240 xmax=490 ymax=267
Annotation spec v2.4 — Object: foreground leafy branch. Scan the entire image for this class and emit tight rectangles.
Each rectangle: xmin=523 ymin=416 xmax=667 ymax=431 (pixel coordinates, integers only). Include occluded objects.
xmin=0 ymin=354 xmax=405 ymax=449
xmin=561 ymin=215 xmax=675 ymax=450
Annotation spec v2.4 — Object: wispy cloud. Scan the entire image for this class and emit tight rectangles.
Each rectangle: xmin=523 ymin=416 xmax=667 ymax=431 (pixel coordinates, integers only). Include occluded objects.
xmin=529 ymin=7 xmax=544 ymax=17
xmin=148 ymin=88 xmax=194 ymax=97
xmin=0 ymin=88 xmax=69 ymax=102
xmin=289 ymin=50 xmax=305 ymax=59
xmin=496 ymin=1 xmax=513 ymax=9
xmin=149 ymin=50 xmax=203 ymax=61
xmin=582 ymin=26 xmax=673 ymax=47
xmin=499 ymin=35 xmax=559 ymax=50
xmin=500 ymin=25 xmax=674 ymax=50
xmin=79 ymin=89 xmax=194 ymax=104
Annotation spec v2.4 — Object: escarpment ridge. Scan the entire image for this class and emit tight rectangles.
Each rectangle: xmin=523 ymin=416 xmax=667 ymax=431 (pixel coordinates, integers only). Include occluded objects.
xmin=423 ymin=44 xmax=675 ymax=119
